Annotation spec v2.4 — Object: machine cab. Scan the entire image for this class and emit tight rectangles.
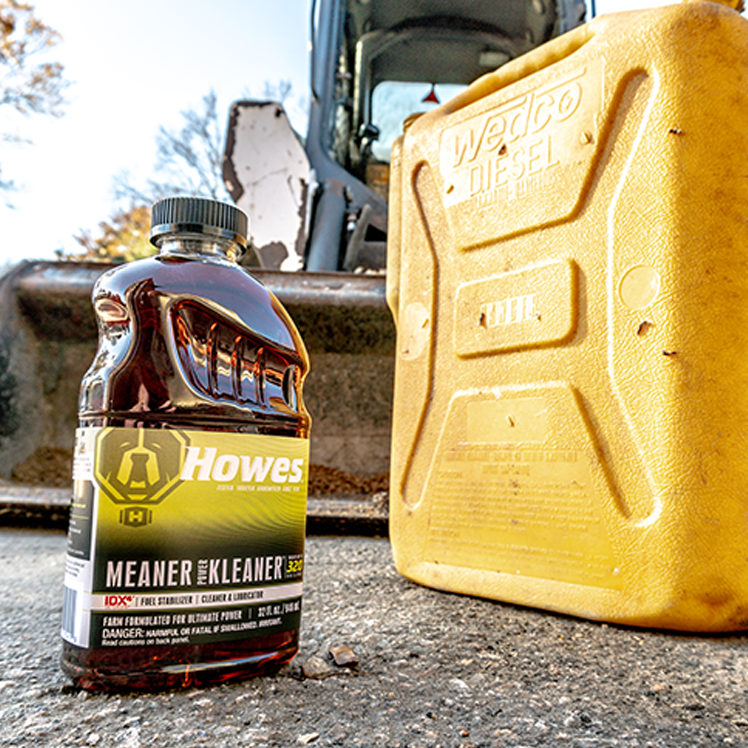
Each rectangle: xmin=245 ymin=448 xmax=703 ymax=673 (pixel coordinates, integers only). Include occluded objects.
xmin=223 ymin=0 xmax=586 ymax=271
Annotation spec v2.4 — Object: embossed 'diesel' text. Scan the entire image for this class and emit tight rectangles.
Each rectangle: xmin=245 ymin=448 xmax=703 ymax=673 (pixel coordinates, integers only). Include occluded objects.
xmin=440 ymin=68 xmax=589 ymax=203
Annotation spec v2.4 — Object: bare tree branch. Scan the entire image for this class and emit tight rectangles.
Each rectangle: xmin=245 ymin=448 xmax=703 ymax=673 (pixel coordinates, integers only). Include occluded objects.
xmin=114 ymin=89 xmax=229 ymax=205
xmin=114 ymin=82 xmax=306 ymax=208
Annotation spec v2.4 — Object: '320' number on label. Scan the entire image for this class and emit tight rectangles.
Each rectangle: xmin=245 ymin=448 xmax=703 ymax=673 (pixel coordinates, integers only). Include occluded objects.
xmin=286 ymin=558 xmax=304 ymax=574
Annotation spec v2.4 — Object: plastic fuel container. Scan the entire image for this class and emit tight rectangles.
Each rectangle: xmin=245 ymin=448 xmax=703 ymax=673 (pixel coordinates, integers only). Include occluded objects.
xmin=386 ymin=0 xmax=748 ymax=632
xmin=61 ymin=197 xmax=310 ymax=689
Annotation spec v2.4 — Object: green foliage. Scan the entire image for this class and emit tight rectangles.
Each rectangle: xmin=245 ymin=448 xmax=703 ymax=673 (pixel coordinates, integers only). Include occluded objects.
xmin=70 ymin=205 xmax=155 ymax=263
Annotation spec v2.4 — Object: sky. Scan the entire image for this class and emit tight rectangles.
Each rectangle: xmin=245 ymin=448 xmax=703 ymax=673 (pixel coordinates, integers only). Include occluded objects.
xmin=0 ymin=1 xmax=681 ymax=266
xmin=0 ymin=0 xmax=311 ymax=264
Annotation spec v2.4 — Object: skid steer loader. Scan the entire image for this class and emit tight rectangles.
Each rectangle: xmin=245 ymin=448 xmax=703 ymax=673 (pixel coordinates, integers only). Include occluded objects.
xmin=0 ymin=0 xmax=585 ymax=518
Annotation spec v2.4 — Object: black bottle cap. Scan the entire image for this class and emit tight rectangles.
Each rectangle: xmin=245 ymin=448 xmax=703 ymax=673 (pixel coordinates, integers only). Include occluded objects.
xmin=149 ymin=196 xmax=249 ymax=248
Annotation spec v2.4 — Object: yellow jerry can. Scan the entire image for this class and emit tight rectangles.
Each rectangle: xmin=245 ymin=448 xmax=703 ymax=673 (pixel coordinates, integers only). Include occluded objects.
xmin=386 ymin=0 xmax=748 ymax=631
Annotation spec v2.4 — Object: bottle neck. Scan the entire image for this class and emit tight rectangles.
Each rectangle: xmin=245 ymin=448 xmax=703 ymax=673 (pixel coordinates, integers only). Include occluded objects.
xmin=156 ymin=234 xmax=242 ymax=264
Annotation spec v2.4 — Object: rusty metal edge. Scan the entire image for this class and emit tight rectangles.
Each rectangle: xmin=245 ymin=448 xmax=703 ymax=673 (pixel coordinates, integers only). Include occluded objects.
xmin=11 ymin=260 xmax=395 ymax=353
xmin=13 ymin=261 xmax=389 ymax=308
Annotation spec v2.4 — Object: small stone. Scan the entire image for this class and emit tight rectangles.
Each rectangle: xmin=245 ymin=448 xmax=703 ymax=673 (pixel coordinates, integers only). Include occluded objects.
xmin=329 ymin=723 xmax=347 ymax=740
xmin=298 ymin=732 xmax=320 ymax=744
xmin=121 ymin=727 xmax=142 ymax=748
xmin=329 ymin=644 xmax=359 ymax=669
xmin=302 ymin=656 xmax=333 ymax=680
xmin=450 ymin=677 xmax=470 ymax=691
xmin=87 ymin=734 xmax=101 ymax=745
xmin=467 ymin=672 xmax=486 ymax=688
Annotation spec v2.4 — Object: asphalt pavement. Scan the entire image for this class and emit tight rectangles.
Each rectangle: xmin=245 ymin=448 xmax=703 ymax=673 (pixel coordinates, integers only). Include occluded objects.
xmin=1 ymin=526 xmax=748 ymax=747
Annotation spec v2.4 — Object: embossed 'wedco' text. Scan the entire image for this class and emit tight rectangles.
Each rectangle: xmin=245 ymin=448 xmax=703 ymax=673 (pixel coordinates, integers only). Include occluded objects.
xmin=441 ymin=68 xmax=587 ymax=203
xmin=437 ymin=60 xmax=602 ymax=246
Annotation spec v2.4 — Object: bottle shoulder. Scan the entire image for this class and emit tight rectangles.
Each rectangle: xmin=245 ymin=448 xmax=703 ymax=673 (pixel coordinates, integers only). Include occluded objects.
xmin=94 ymin=254 xmax=261 ymax=294
xmin=93 ymin=255 xmax=305 ymax=357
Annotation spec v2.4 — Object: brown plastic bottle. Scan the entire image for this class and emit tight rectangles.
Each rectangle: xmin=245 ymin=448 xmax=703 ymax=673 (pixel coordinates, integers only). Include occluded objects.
xmin=60 ymin=197 xmax=310 ymax=691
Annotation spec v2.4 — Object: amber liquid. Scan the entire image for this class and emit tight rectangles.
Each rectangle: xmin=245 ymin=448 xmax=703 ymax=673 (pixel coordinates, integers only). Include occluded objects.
xmin=61 ymin=251 xmax=310 ymax=691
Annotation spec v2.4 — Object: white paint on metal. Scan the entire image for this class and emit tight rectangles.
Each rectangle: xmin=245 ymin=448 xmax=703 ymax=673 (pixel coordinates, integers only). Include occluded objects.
xmin=226 ymin=102 xmax=311 ymax=271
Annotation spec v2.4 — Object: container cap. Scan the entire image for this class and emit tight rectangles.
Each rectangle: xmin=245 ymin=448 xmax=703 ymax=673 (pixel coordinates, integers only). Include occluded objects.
xmin=149 ymin=196 xmax=249 ymax=249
